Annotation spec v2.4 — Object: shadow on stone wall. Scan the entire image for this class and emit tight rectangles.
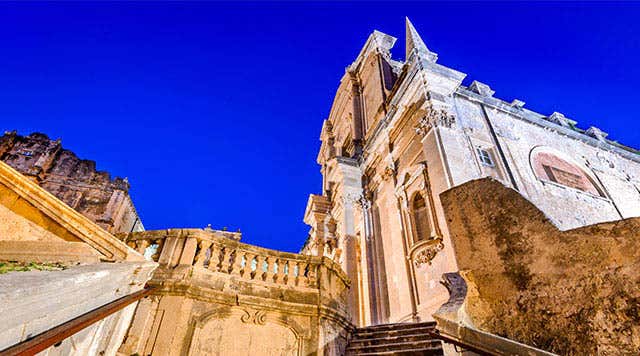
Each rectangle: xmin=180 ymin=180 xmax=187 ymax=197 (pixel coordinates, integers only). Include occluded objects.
xmin=439 ymin=178 xmax=640 ymax=355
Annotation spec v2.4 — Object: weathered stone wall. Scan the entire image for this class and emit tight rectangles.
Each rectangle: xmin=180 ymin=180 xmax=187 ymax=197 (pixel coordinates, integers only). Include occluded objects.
xmin=440 ymin=178 xmax=640 ymax=355
xmin=448 ymin=89 xmax=640 ymax=231
xmin=0 ymin=262 xmax=156 ymax=355
xmin=0 ymin=131 xmax=143 ymax=234
xmin=0 ymin=182 xmax=83 ymax=243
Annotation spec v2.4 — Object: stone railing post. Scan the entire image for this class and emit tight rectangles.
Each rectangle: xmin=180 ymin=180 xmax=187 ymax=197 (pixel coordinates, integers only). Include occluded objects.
xmin=273 ymin=258 xmax=282 ymax=284
xmin=231 ymin=250 xmax=244 ymax=276
xmin=219 ymin=247 xmax=232 ymax=273
xmin=254 ymin=255 xmax=265 ymax=280
xmin=264 ymin=256 xmax=275 ymax=283
xmin=281 ymin=260 xmax=290 ymax=285
xmin=307 ymin=262 xmax=318 ymax=288
xmin=208 ymin=242 xmax=221 ymax=272
xmin=241 ymin=253 xmax=255 ymax=278
xmin=158 ymin=230 xmax=184 ymax=267
xmin=295 ymin=261 xmax=305 ymax=286
xmin=193 ymin=240 xmax=212 ymax=268
xmin=178 ymin=237 xmax=198 ymax=266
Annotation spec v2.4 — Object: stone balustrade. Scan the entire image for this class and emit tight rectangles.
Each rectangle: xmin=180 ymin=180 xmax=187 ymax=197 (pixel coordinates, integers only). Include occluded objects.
xmin=120 ymin=228 xmax=348 ymax=291
xmin=118 ymin=228 xmax=352 ymax=356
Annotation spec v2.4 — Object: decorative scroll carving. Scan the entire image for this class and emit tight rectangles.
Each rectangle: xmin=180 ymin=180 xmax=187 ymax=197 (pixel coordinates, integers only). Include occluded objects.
xmin=438 ymin=272 xmax=468 ymax=314
xmin=413 ymin=239 xmax=444 ymax=267
xmin=241 ymin=309 xmax=267 ymax=325
xmin=414 ymin=106 xmax=456 ymax=136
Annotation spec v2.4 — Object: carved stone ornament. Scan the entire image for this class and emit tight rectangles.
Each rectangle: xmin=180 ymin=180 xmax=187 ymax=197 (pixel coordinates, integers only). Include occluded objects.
xmin=413 ymin=239 xmax=444 ymax=267
xmin=381 ymin=164 xmax=396 ymax=181
xmin=240 ymin=309 xmax=267 ymax=325
xmin=342 ymin=192 xmax=364 ymax=206
xmin=414 ymin=105 xmax=456 ymax=136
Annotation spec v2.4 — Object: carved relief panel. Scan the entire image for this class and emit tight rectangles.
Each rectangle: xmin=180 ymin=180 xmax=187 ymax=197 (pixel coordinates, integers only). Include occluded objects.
xmin=190 ymin=308 xmax=302 ymax=356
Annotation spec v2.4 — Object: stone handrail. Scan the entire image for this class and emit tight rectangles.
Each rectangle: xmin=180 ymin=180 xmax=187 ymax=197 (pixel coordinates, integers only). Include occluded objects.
xmin=120 ymin=228 xmax=349 ymax=290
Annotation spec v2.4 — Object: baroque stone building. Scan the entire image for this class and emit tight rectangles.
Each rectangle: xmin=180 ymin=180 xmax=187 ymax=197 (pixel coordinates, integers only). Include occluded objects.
xmin=0 ymin=131 xmax=143 ymax=234
xmin=2 ymin=18 xmax=640 ymax=356
xmin=302 ymin=18 xmax=640 ymax=329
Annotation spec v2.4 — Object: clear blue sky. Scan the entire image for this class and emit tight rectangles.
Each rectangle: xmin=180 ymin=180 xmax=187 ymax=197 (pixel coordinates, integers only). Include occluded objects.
xmin=2 ymin=2 xmax=638 ymax=252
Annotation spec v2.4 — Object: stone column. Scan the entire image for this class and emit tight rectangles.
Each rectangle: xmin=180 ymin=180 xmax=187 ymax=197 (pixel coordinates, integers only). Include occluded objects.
xmin=334 ymin=157 xmax=364 ymax=324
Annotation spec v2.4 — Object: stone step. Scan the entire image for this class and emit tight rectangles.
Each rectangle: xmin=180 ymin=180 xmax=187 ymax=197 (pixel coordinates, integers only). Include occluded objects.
xmin=353 ymin=325 xmax=436 ymax=339
xmin=346 ymin=348 xmax=443 ymax=356
xmin=346 ymin=339 xmax=442 ymax=354
xmin=347 ymin=322 xmax=443 ymax=356
xmin=348 ymin=332 xmax=437 ymax=347
xmin=356 ymin=321 xmax=436 ymax=333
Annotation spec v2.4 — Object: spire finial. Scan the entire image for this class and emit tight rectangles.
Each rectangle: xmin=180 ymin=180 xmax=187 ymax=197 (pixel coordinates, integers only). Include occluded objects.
xmin=405 ymin=17 xmax=437 ymax=62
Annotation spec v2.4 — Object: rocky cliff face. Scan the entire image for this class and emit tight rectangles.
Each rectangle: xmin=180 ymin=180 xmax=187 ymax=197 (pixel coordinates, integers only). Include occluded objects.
xmin=0 ymin=131 xmax=143 ymax=233
xmin=440 ymin=178 xmax=640 ymax=355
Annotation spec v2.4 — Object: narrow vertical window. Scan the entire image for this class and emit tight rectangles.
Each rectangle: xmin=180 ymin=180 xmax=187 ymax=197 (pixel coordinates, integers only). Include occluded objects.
xmin=412 ymin=194 xmax=431 ymax=243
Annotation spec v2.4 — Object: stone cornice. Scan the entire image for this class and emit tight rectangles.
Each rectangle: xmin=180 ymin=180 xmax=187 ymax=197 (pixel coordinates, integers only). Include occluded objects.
xmin=348 ymin=30 xmax=397 ymax=74
xmin=455 ymin=86 xmax=640 ymax=163
xmin=303 ymin=194 xmax=332 ymax=226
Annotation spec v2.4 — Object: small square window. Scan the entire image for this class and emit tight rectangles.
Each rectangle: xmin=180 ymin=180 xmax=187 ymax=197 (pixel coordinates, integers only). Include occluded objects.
xmin=476 ymin=148 xmax=495 ymax=167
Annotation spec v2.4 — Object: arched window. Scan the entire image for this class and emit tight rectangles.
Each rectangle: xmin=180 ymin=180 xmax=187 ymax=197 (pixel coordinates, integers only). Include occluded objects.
xmin=531 ymin=149 xmax=604 ymax=197
xmin=412 ymin=194 xmax=431 ymax=243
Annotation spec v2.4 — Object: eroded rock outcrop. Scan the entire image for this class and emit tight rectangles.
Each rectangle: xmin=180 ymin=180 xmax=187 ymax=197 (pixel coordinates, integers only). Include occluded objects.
xmin=439 ymin=178 xmax=640 ymax=355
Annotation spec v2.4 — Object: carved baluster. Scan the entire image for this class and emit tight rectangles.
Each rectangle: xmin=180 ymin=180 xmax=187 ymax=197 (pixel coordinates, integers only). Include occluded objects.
xmin=135 ymin=239 xmax=150 ymax=254
xmin=295 ymin=261 xmax=305 ymax=286
xmin=282 ymin=259 xmax=290 ymax=285
xmin=193 ymin=240 xmax=212 ymax=268
xmin=273 ymin=258 xmax=280 ymax=283
xmin=231 ymin=250 xmax=244 ymax=276
xmin=220 ymin=247 xmax=232 ymax=274
xmin=241 ymin=253 xmax=254 ymax=278
xmin=264 ymin=256 xmax=275 ymax=283
xmin=151 ymin=238 xmax=164 ymax=261
xmin=254 ymin=255 xmax=265 ymax=280
xmin=307 ymin=263 xmax=318 ymax=288
xmin=208 ymin=242 xmax=221 ymax=272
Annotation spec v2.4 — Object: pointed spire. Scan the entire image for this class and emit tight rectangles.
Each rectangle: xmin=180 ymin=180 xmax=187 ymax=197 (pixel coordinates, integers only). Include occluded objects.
xmin=405 ymin=17 xmax=437 ymax=62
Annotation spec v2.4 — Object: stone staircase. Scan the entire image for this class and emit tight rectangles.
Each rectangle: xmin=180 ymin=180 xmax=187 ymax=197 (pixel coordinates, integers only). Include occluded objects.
xmin=346 ymin=321 xmax=444 ymax=355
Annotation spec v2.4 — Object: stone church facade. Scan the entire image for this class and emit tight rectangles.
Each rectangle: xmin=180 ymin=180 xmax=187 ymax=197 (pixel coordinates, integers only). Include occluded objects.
xmin=302 ymin=18 xmax=640 ymax=327
xmin=1 ymin=18 xmax=640 ymax=356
